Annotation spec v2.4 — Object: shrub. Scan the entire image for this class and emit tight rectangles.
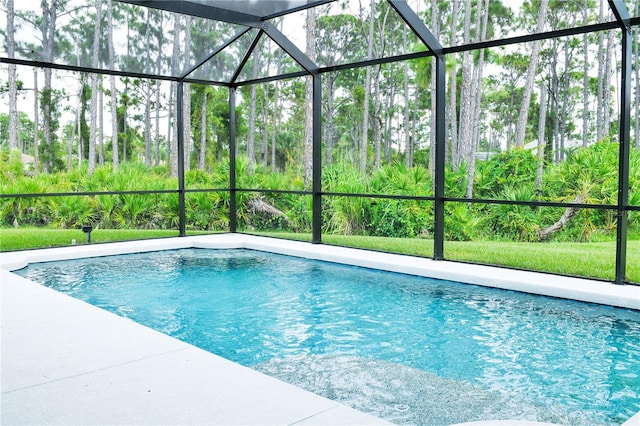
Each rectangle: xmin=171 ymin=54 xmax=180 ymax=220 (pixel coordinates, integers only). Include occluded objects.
xmin=367 ymin=199 xmax=432 ymax=238
xmin=444 ymin=203 xmax=483 ymax=241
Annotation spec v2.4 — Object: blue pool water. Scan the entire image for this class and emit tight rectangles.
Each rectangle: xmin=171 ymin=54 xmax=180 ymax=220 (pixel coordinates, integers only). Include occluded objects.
xmin=16 ymin=248 xmax=640 ymax=425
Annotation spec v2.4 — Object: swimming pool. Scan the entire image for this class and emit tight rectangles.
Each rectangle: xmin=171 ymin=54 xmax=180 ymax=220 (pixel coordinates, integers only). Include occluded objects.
xmin=15 ymin=246 xmax=640 ymax=425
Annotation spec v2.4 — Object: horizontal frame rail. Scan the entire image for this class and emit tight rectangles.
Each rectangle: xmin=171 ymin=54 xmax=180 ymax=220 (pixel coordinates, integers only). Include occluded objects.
xmin=0 ymin=189 xmax=179 ymax=198
xmin=4 ymin=190 xmax=635 ymax=212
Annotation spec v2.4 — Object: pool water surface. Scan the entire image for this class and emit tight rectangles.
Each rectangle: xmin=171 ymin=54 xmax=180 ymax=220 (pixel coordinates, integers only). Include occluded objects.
xmin=16 ymin=248 xmax=640 ymax=425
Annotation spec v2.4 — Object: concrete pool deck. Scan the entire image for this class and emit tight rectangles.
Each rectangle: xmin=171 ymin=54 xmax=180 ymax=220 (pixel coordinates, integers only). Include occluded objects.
xmin=1 ymin=243 xmax=391 ymax=425
xmin=2 ymin=233 xmax=640 ymax=425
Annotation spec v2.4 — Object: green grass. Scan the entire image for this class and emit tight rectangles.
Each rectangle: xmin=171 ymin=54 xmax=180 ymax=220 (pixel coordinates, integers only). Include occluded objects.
xmin=0 ymin=228 xmax=180 ymax=251
xmin=2 ymin=228 xmax=638 ymax=284
xmin=258 ymin=231 xmax=640 ymax=284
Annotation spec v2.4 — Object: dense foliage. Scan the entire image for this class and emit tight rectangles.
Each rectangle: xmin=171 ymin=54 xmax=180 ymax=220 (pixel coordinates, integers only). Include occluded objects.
xmin=2 ymin=142 xmax=638 ymax=243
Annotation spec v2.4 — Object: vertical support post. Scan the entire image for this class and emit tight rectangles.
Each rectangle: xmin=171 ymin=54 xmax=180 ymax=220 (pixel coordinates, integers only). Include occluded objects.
xmin=615 ymin=28 xmax=632 ymax=285
xmin=433 ymin=55 xmax=446 ymax=260
xmin=312 ymin=75 xmax=322 ymax=244
xmin=177 ymin=81 xmax=186 ymax=237
xmin=229 ymin=87 xmax=237 ymax=233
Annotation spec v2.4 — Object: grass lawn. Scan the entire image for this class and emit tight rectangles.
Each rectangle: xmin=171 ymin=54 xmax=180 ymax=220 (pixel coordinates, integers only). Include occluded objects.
xmin=2 ymin=228 xmax=638 ymax=284
xmin=0 ymin=228 xmax=180 ymax=251
xmin=258 ymin=232 xmax=640 ymax=284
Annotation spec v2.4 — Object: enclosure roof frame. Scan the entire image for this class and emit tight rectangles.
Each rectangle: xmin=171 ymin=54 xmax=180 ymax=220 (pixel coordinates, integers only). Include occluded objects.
xmin=608 ymin=0 xmax=631 ymax=30
xmin=387 ymin=0 xmax=443 ymax=58
xmin=119 ymin=0 xmax=263 ymax=27
xmin=4 ymin=1 xmax=638 ymax=85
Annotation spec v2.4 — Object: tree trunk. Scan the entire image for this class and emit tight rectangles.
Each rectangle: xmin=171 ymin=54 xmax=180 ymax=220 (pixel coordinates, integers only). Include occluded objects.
xmin=412 ymin=92 xmax=419 ymax=164
xmin=303 ymin=6 xmax=316 ymax=187
xmin=372 ymin=6 xmax=389 ymax=170
xmin=537 ymin=194 xmax=585 ymax=241
xmin=360 ymin=0 xmax=375 ymax=175
xmin=272 ymin=80 xmax=279 ymax=172
xmin=171 ymin=83 xmax=179 ymax=175
xmin=602 ymin=29 xmax=614 ymax=141
xmin=144 ymin=10 xmax=152 ymax=168
xmin=384 ymin=81 xmax=394 ymax=164
xmin=262 ymin=84 xmax=269 ymax=167
xmin=272 ymin=21 xmax=283 ymax=171
xmin=170 ymin=14 xmax=181 ymax=177
xmin=324 ymin=72 xmax=335 ymax=167
xmin=70 ymin=65 xmax=81 ymax=172
xmin=465 ymin=0 xmax=489 ymax=199
xmin=403 ymin=26 xmax=412 ymax=168
xmin=155 ymin=80 xmax=161 ymax=166
xmin=154 ymin=11 xmax=163 ymax=167
xmin=551 ymin=43 xmax=560 ymax=163
xmin=41 ymin=0 xmax=59 ymax=172
xmin=33 ymin=68 xmax=39 ymax=173
xmin=78 ymin=76 xmax=83 ymax=168
xmin=373 ymin=65 xmax=382 ymax=169
xmin=348 ymin=107 xmax=360 ymax=168
xmin=596 ymin=1 xmax=605 ymax=141
xmin=144 ymin=80 xmax=152 ymax=167
xmin=167 ymin=86 xmax=173 ymax=170
xmin=88 ymin=0 xmax=103 ymax=175
xmin=429 ymin=0 xmax=439 ymax=182
xmin=199 ymin=91 xmax=207 ymax=170
xmin=559 ymin=39 xmax=570 ymax=161
xmin=536 ymin=84 xmax=547 ymax=194
xmin=514 ymin=0 xmax=549 ymax=148
xmin=69 ymin=91 xmax=78 ymax=172
xmin=247 ymin=51 xmax=258 ymax=174
xmin=183 ymin=16 xmax=192 ymax=171
xmin=458 ymin=0 xmax=473 ymax=170
xmin=99 ymin=78 xmax=104 ymax=166
xmin=448 ymin=0 xmax=459 ymax=167
xmin=636 ymin=21 xmax=640 ymax=150
xmin=107 ymin=0 xmax=119 ymax=171
xmin=582 ymin=0 xmax=589 ymax=148
xmin=7 ymin=0 xmax=18 ymax=152
xmin=122 ymin=97 xmax=127 ymax=163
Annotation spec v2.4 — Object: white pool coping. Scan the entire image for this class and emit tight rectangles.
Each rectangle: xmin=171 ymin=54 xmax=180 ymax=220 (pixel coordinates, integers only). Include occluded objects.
xmin=2 ymin=233 xmax=639 ymax=425
xmin=3 ymin=233 xmax=638 ymax=310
